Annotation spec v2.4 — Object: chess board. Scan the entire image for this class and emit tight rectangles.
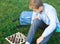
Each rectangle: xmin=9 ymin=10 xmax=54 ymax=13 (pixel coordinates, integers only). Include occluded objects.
xmin=5 ymin=32 xmax=26 ymax=44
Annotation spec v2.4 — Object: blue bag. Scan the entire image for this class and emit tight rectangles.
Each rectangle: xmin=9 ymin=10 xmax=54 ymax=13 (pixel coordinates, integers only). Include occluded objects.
xmin=20 ymin=11 xmax=33 ymax=25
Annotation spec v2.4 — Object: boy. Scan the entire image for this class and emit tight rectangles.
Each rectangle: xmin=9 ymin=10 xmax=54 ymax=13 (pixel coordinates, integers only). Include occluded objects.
xmin=25 ymin=0 xmax=60 ymax=44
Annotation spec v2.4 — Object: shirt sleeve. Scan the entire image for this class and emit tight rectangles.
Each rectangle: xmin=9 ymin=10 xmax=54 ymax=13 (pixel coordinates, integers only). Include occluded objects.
xmin=42 ymin=8 xmax=57 ymax=37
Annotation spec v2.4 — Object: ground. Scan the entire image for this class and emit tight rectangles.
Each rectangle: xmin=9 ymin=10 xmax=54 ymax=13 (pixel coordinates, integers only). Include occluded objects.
xmin=0 ymin=0 xmax=60 ymax=44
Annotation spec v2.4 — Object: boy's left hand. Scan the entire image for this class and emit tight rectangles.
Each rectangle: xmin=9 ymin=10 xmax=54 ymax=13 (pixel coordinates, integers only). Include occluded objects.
xmin=36 ymin=36 xmax=44 ymax=44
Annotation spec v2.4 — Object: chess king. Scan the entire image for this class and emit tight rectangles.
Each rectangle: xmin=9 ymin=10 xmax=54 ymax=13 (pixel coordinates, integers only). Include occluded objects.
xmin=25 ymin=0 xmax=60 ymax=44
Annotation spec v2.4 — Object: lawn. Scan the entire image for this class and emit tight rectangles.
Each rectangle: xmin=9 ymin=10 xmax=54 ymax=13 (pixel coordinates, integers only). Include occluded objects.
xmin=0 ymin=0 xmax=60 ymax=44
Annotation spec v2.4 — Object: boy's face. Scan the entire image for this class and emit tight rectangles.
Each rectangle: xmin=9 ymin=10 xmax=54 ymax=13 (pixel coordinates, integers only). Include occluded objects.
xmin=29 ymin=5 xmax=39 ymax=13
xmin=29 ymin=6 xmax=44 ymax=13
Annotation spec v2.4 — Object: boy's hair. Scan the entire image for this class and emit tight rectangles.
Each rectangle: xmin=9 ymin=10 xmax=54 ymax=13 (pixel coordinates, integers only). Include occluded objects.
xmin=29 ymin=0 xmax=43 ymax=9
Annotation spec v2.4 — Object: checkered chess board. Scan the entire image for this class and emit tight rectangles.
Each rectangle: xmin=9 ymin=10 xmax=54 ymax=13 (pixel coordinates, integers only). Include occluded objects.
xmin=5 ymin=32 xmax=26 ymax=44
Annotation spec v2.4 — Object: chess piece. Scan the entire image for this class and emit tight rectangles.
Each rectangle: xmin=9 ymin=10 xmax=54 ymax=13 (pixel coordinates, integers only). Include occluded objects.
xmin=18 ymin=38 xmax=20 ymax=43
xmin=21 ymin=38 xmax=23 ymax=42
xmin=15 ymin=38 xmax=18 ymax=44
xmin=9 ymin=36 xmax=12 ymax=41
xmin=8 ymin=36 xmax=10 ymax=40
xmin=20 ymin=34 xmax=21 ymax=37
xmin=12 ymin=36 xmax=15 ymax=43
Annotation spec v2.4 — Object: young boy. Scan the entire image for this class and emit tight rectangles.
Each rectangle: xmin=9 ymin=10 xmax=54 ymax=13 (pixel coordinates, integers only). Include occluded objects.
xmin=25 ymin=0 xmax=60 ymax=44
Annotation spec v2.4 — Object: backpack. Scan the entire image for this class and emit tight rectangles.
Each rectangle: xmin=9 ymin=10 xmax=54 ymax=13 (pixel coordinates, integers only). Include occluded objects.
xmin=20 ymin=11 xmax=32 ymax=25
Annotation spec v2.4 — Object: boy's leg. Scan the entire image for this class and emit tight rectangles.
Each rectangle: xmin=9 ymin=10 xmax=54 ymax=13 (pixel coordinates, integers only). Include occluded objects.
xmin=25 ymin=19 xmax=46 ymax=44
xmin=40 ymin=31 xmax=55 ymax=44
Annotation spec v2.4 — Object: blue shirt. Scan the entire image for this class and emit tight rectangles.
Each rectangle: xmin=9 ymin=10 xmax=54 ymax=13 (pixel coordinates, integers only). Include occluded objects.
xmin=31 ymin=3 xmax=60 ymax=37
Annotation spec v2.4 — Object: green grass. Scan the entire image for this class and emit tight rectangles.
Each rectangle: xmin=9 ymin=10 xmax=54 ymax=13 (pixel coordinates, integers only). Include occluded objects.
xmin=0 ymin=0 xmax=60 ymax=44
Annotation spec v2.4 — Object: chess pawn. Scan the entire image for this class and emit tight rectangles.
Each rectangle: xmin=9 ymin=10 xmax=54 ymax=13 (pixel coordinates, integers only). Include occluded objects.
xmin=7 ymin=36 xmax=10 ymax=40
xmin=16 ymin=33 xmax=20 ymax=38
xmin=15 ymin=34 xmax=16 ymax=38
xmin=15 ymin=33 xmax=19 ymax=44
xmin=18 ymin=38 xmax=20 ymax=44
xmin=15 ymin=38 xmax=18 ymax=44
xmin=12 ymin=35 xmax=15 ymax=43
xmin=20 ymin=37 xmax=23 ymax=43
xmin=20 ymin=34 xmax=21 ymax=37
xmin=9 ymin=36 xmax=12 ymax=41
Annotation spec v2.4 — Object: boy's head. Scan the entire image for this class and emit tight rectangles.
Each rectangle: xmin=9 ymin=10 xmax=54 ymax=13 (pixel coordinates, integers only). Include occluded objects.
xmin=29 ymin=0 xmax=43 ymax=13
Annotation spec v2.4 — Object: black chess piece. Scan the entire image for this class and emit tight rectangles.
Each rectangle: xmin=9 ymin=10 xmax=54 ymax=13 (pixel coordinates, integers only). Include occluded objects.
xmin=21 ymin=38 xmax=23 ymax=42
xmin=18 ymin=38 xmax=20 ymax=43
xmin=20 ymin=34 xmax=21 ymax=37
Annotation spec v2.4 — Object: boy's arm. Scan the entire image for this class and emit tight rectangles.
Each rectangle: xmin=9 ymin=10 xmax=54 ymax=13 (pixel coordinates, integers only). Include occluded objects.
xmin=36 ymin=8 xmax=57 ymax=44
xmin=41 ymin=8 xmax=57 ymax=38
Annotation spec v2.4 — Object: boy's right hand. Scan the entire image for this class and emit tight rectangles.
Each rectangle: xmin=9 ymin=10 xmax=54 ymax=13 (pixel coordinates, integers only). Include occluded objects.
xmin=34 ymin=16 xmax=41 ymax=20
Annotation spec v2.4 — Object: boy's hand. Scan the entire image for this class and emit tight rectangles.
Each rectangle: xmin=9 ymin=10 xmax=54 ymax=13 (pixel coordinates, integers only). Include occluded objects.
xmin=35 ymin=16 xmax=41 ymax=20
xmin=36 ymin=36 xmax=44 ymax=44
xmin=33 ymin=15 xmax=41 ymax=20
